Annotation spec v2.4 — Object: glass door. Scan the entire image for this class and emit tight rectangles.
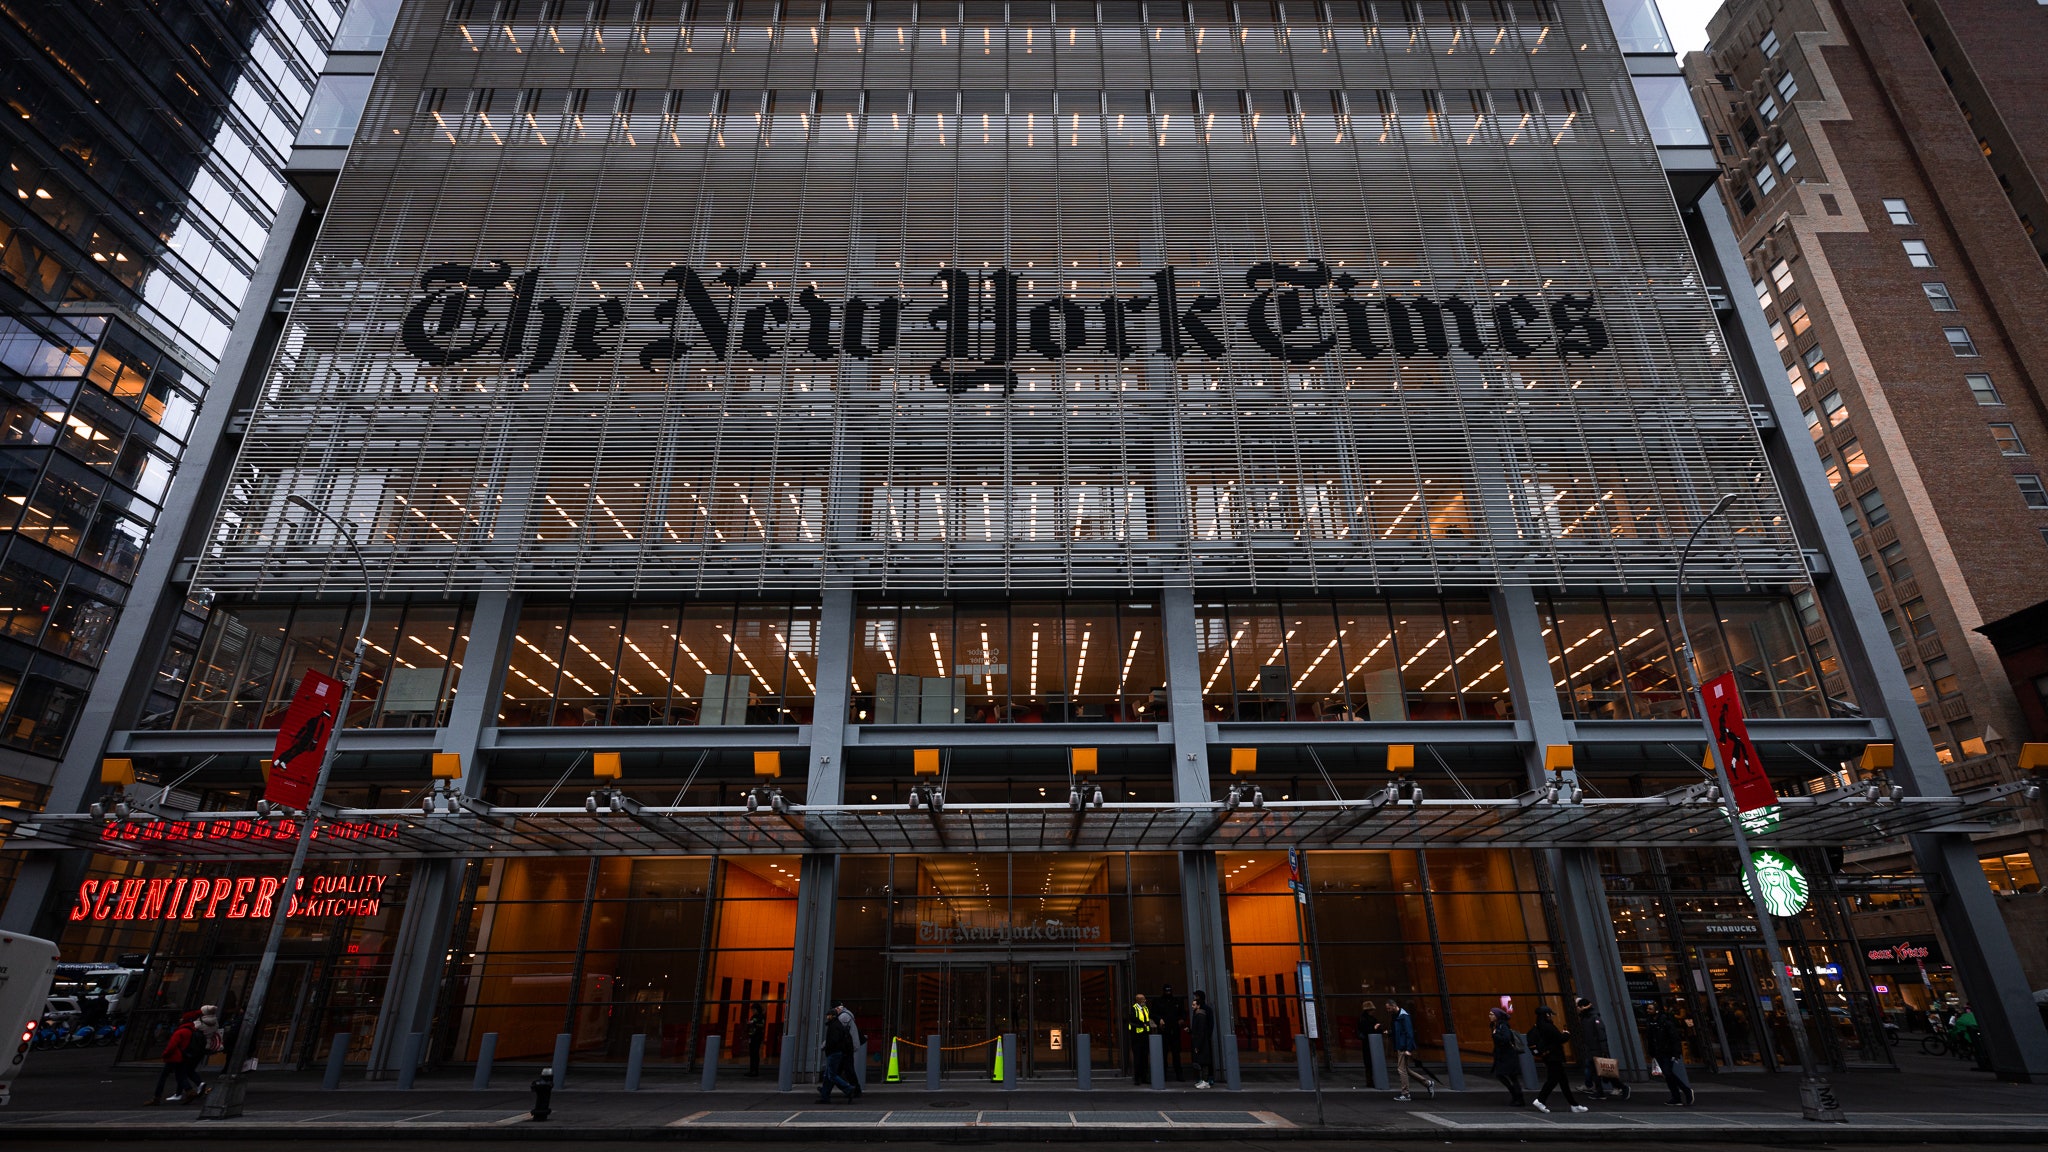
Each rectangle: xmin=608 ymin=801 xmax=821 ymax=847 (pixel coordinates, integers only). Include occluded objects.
xmin=1028 ymin=965 xmax=1074 ymax=1077
xmin=1077 ymin=963 xmax=1119 ymax=1077
xmin=1692 ymin=946 xmax=1769 ymax=1069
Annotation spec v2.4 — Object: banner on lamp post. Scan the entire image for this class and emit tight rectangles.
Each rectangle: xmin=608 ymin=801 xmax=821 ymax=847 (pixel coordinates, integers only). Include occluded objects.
xmin=1702 ymin=672 xmax=1777 ymax=814
xmin=267 ymin=670 xmax=345 ymax=810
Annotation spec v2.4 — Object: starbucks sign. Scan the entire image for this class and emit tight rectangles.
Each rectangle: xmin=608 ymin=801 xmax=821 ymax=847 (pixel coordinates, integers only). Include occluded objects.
xmin=1743 ymin=850 xmax=1811 ymax=918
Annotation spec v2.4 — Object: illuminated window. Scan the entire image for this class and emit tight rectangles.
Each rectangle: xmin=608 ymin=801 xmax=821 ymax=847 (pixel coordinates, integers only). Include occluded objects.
xmin=1787 ymin=300 xmax=1811 ymax=335
xmin=1990 ymin=423 xmax=2027 ymax=456
xmin=1803 ymin=343 xmax=1830 ymax=379
xmin=1771 ymin=320 xmax=1789 ymax=351
xmin=1981 ymin=853 xmax=2041 ymax=895
xmin=1901 ymin=596 xmax=1934 ymax=638
xmin=1842 ymin=438 xmax=1869 ymax=475
xmin=1820 ymin=390 xmax=1847 ymax=425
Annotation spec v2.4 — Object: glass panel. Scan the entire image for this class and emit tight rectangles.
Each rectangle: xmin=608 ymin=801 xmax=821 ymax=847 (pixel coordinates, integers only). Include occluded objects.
xmin=1601 ymin=0 xmax=1670 ymax=52
xmin=1336 ymin=600 xmax=1401 ymax=720
xmin=1392 ymin=600 xmax=1457 ymax=720
xmin=295 ymin=74 xmax=374 ymax=146
xmin=1550 ymin=597 xmax=1626 ymax=719
xmin=501 ymin=603 xmax=568 ymax=727
xmin=1607 ymin=597 xmax=1689 ymax=719
xmin=1632 ymin=74 xmax=1707 ymax=146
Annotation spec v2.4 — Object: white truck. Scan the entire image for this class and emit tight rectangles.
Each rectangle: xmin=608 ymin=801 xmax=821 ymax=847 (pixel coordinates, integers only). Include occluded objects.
xmin=2 ymin=931 xmax=62 ymax=1106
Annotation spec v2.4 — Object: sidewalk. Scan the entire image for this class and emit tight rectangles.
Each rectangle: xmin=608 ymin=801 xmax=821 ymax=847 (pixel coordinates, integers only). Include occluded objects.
xmin=6 ymin=1045 xmax=2046 ymax=1142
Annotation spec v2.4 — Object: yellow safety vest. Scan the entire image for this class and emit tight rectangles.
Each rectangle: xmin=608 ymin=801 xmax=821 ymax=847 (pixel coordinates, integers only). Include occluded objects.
xmin=1130 ymin=1003 xmax=1153 ymax=1034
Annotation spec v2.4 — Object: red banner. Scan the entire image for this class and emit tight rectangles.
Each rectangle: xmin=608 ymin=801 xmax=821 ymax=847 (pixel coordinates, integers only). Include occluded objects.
xmin=1702 ymin=672 xmax=1777 ymax=813
xmin=268 ymin=670 xmax=344 ymax=810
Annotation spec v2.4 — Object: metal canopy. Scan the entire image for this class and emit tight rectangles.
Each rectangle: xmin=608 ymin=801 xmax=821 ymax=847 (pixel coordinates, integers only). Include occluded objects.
xmin=3 ymin=787 xmax=2018 ymax=862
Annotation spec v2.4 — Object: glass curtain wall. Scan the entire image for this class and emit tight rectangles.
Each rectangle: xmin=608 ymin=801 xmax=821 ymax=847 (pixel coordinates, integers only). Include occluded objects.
xmin=1196 ymin=598 xmax=1510 ymax=722
xmin=1222 ymin=848 xmax=1564 ymax=1066
xmin=850 ymin=601 xmax=1165 ymax=724
xmin=498 ymin=599 xmax=820 ymax=727
xmin=1543 ymin=593 xmax=1837 ymax=721
xmin=442 ymin=855 xmax=796 ymax=1066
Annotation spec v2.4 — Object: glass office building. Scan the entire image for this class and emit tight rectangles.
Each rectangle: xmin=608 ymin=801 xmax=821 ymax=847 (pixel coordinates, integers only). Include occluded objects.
xmin=10 ymin=0 xmax=2048 ymax=1084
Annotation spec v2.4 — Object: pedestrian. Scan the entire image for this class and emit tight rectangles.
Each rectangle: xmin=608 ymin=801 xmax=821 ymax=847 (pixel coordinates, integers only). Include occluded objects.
xmin=1158 ymin=984 xmax=1187 ymax=1081
xmin=1574 ymin=997 xmax=1629 ymax=1100
xmin=745 ymin=1002 xmax=766 ymax=1077
xmin=1382 ymin=998 xmax=1432 ymax=1101
xmin=1188 ymin=990 xmax=1216 ymax=1089
xmin=147 ymin=1010 xmax=203 ymax=1105
xmin=185 ymin=1005 xmax=221 ymax=1098
xmin=1527 ymin=1005 xmax=1586 ymax=1113
xmin=1488 ymin=1006 xmax=1526 ymax=1108
xmin=1128 ymin=991 xmax=1155 ymax=1084
xmin=816 ymin=1007 xmax=860 ymax=1104
xmin=1357 ymin=1002 xmax=1384 ymax=1058
xmin=1642 ymin=1001 xmax=1694 ymax=1106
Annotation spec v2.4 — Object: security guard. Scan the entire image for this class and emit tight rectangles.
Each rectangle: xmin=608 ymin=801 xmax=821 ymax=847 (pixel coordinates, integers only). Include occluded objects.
xmin=1128 ymin=992 xmax=1155 ymax=1084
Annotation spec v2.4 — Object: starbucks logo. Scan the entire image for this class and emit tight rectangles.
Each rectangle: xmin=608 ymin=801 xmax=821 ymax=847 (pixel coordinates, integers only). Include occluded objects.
xmin=1743 ymin=850 xmax=1811 ymax=918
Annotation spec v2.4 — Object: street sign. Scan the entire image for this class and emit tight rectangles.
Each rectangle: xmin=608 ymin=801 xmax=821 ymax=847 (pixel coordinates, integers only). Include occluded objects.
xmin=1288 ymin=847 xmax=1306 ymax=905
xmin=1297 ymin=961 xmax=1319 ymax=1039
xmin=1703 ymin=672 xmax=1777 ymax=813
xmin=267 ymin=670 xmax=345 ymax=810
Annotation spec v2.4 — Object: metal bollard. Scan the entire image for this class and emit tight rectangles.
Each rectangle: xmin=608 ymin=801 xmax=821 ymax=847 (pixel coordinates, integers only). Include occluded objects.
xmin=474 ymin=1033 xmax=498 ymax=1091
xmin=1295 ymin=1034 xmax=1314 ymax=1091
xmin=702 ymin=1034 xmax=722 ymax=1090
xmin=1443 ymin=1033 xmax=1465 ymax=1093
xmin=552 ymin=1033 xmax=572 ymax=1090
xmin=1367 ymin=1033 xmax=1387 ymax=1091
xmin=1518 ymin=1046 xmax=1539 ymax=1094
xmin=530 ymin=1068 xmax=554 ymax=1121
xmin=322 ymin=1033 xmax=349 ymax=1091
xmin=853 ymin=1040 xmax=866 ymax=1090
xmin=777 ymin=1033 xmax=795 ymax=1092
xmin=927 ymin=1034 xmax=941 ymax=1091
xmin=1076 ymin=1033 xmax=1091 ymax=1091
xmin=1001 ymin=1034 xmax=1018 ymax=1090
xmin=1223 ymin=1033 xmax=1243 ymax=1091
xmin=625 ymin=1033 xmax=646 ymax=1091
xmin=397 ymin=1031 xmax=425 ymax=1090
xmin=1149 ymin=1033 xmax=1165 ymax=1089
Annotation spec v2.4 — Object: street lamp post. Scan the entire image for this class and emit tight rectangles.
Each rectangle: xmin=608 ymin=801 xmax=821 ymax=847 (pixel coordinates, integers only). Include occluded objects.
xmin=1673 ymin=493 xmax=1842 ymax=1122
xmin=201 ymin=494 xmax=373 ymax=1119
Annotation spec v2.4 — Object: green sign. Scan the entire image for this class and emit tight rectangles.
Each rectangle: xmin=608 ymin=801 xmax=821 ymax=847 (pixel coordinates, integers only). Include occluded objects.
xmin=1743 ymin=850 xmax=1811 ymax=917
xmin=1739 ymin=805 xmax=1782 ymax=836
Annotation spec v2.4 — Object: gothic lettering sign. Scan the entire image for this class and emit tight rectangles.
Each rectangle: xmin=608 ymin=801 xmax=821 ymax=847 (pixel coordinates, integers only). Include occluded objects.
xmin=400 ymin=259 xmax=1610 ymax=390
xmin=68 ymin=873 xmax=389 ymax=923
xmin=915 ymin=918 xmax=1106 ymax=944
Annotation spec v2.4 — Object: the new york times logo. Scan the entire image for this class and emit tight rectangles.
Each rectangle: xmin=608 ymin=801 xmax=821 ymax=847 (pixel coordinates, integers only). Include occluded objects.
xmin=401 ymin=258 xmax=1609 ymax=389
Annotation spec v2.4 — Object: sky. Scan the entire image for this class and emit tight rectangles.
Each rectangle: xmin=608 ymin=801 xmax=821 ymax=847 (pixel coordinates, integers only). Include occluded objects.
xmin=1657 ymin=0 xmax=1722 ymax=52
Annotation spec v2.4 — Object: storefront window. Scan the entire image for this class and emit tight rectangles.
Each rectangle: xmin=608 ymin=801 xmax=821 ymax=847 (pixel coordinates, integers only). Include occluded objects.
xmin=1199 ymin=598 xmax=1510 ymax=722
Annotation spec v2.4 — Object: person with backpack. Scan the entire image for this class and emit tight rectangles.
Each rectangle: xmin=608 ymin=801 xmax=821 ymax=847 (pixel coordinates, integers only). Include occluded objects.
xmin=1488 ymin=1006 xmax=1527 ymax=1107
xmin=1642 ymin=1001 xmax=1694 ymax=1106
xmin=147 ymin=1010 xmax=204 ymax=1105
xmin=1383 ymin=998 xmax=1433 ymax=1101
xmin=1527 ymin=1005 xmax=1587 ymax=1113
xmin=1574 ymin=997 xmax=1628 ymax=1100
xmin=816 ymin=1006 xmax=860 ymax=1103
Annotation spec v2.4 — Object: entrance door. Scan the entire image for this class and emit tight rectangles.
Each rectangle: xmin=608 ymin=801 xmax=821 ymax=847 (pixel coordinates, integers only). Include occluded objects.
xmin=891 ymin=960 xmax=1123 ymax=1080
xmin=1692 ymin=947 xmax=1771 ymax=1069
xmin=1028 ymin=965 xmax=1073 ymax=1076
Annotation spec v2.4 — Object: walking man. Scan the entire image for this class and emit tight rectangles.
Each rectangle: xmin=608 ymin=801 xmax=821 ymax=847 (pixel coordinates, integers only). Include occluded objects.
xmin=1158 ymin=985 xmax=1187 ymax=1081
xmin=1128 ymin=991 xmax=1155 ymax=1085
xmin=1527 ymin=1005 xmax=1587 ymax=1113
xmin=1643 ymin=1001 xmax=1694 ymax=1106
xmin=1383 ymin=998 xmax=1432 ymax=1101
xmin=816 ymin=1007 xmax=860 ymax=1104
xmin=1488 ymin=1006 xmax=1526 ymax=1108
xmin=1574 ymin=997 xmax=1628 ymax=1100
xmin=1189 ymin=990 xmax=1216 ymax=1089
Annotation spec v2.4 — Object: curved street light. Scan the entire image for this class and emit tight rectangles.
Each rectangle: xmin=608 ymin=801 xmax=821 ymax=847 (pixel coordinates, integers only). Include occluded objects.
xmin=1673 ymin=493 xmax=1840 ymax=1121
xmin=202 ymin=494 xmax=374 ymax=1118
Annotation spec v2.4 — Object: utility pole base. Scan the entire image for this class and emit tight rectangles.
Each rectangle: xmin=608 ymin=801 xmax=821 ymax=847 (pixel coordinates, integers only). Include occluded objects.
xmin=198 ymin=1074 xmax=248 ymax=1120
xmin=1798 ymin=1076 xmax=1846 ymax=1122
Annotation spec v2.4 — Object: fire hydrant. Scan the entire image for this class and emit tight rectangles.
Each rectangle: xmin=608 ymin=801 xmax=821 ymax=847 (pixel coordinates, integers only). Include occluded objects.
xmin=530 ymin=1067 xmax=554 ymax=1121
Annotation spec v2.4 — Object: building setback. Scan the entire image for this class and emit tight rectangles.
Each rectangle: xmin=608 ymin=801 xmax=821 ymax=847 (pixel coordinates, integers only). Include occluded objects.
xmin=1682 ymin=0 xmax=2048 ymax=981
xmin=4 ymin=0 xmax=2047 ymax=1086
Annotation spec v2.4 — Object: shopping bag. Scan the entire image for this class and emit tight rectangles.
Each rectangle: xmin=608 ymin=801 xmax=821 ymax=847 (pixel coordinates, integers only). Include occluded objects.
xmin=1594 ymin=1057 xmax=1620 ymax=1079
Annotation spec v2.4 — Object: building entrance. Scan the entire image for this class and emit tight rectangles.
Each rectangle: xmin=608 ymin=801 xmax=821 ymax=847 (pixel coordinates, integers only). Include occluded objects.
xmin=889 ymin=958 xmax=1123 ymax=1079
xmin=1692 ymin=945 xmax=1775 ymax=1070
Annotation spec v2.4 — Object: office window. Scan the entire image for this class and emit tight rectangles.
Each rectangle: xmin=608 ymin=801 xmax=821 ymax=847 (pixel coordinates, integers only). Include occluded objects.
xmin=1990 ymin=423 xmax=2027 ymax=456
xmin=1787 ymin=362 xmax=1806 ymax=394
xmin=1859 ymin=551 xmax=1882 ymax=591
xmin=1883 ymin=198 xmax=1913 ymax=225
xmin=1922 ymin=282 xmax=1957 ymax=311
xmin=1858 ymin=487 xmax=1890 ymax=527
xmin=1842 ymin=438 xmax=1869 ymax=475
xmin=1805 ymin=404 xmax=1824 ymax=439
xmin=1965 ymin=374 xmax=2002 ymax=405
xmin=1770 ymin=320 xmax=1789 ymax=351
xmin=1736 ymin=185 xmax=1758 ymax=215
xmin=1771 ymin=258 xmax=1795 ymax=291
xmin=1901 ymin=596 xmax=1934 ymax=638
xmin=1774 ymin=141 xmax=1797 ymax=173
xmin=1903 ymin=239 xmax=1934 ymax=266
xmin=1759 ymin=94 xmax=1778 ymax=122
xmin=1880 ymin=608 xmax=1902 ymax=646
xmin=1943 ymin=327 xmax=1978 ymax=356
xmin=1776 ymin=71 xmax=1799 ymax=101
xmin=1756 ymin=166 xmax=1778 ymax=195
xmin=2020 ymin=475 xmax=2048 ymax=510
xmin=1982 ymin=853 xmax=2041 ymax=895
xmin=1787 ymin=300 xmax=1811 ymax=335
xmin=1717 ymin=132 xmax=1735 ymax=155
xmin=1820 ymin=390 xmax=1847 ymax=426
xmin=1822 ymin=453 xmax=1842 ymax=489
xmin=1842 ymin=500 xmax=1864 ymax=539
xmin=1803 ymin=343 xmax=1831 ymax=379
xmin=1760 ymin=28 xmax=1780 ymax=56
xmin=1927 ymin=657 xmax=1958 ymax=698
xmin=1793 ymin=589 xmax=1821 ymax=627
xmin=1880 ymin=540 xmax=1912 ymax=584
xmin=1753 ymin=277 xmax=1772 ymax=308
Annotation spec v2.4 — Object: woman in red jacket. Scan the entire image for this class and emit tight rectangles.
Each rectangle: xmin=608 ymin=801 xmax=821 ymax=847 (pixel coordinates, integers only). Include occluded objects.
xmin=148 ymin=1010 xmax=203 ymax=1105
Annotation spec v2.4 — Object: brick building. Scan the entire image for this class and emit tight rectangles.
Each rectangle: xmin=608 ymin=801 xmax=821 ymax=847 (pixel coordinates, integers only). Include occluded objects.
xmin=1684 ymin=0 xmax=2048 ymax=983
